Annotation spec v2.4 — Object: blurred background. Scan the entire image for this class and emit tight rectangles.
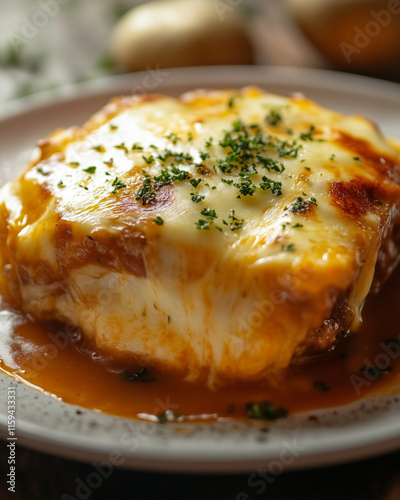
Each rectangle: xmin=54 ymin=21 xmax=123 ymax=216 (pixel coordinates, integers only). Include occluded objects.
xmin=1 ymin=0 xmax=400 ymax=105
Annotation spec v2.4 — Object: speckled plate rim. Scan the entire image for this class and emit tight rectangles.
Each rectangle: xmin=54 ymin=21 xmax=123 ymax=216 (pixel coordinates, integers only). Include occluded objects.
xmin=1 ymin=66 xmax=400 ymax=473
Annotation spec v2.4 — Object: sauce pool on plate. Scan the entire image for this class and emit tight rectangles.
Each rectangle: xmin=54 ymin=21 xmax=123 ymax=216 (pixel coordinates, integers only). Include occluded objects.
xmin=1 ymin=265 xmax=400 ymax=423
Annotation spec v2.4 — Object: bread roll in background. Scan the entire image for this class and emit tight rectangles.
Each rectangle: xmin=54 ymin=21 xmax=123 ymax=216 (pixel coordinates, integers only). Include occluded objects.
xmin=286 ymin=0 xmax=400 ymax=78
xmin=110 ymin=0 xmax=254 ymax=71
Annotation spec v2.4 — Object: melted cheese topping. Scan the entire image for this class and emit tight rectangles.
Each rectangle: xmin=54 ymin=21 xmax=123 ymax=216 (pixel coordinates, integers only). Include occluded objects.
xmin=1 ymin=87 xmax=400 ymax=386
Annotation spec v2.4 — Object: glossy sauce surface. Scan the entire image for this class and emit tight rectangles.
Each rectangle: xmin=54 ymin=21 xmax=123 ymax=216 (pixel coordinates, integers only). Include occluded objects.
xmin=1 ymin=265 xmax=400 ymax=423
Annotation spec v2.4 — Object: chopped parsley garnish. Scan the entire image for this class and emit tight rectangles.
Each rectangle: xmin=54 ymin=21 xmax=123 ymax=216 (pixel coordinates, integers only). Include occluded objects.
xmin=292 ymin=223 xmax=303 ymax=228
xmin=103 ymin=158 xmax=114 ymax=167
xmin=228 ymin=95 xmax=237 ymax=109
xmin=68 ymin=161 xmax=80 ymax=166
xmin=259 ymin=176 xmax=282 ymax=196
xmin=114 ymin=142 xmax=128 ymax=153
xmin=153 ymin=217 xmax=164 ymax=225
xmin=190 ymin=193 xmax=205 ymax=203
xmin=190 ymin=178 xmax=202 ymax=188
xmin=111 ymin=177 xmax=126 ymax=194
xmin=135 ymin=167 xmax=190 ymax=205
xmin=157 ymin=410 xmax=183 ymax=423
xmin=57 ymin=180 xmax=64 ymax=187
xmin=384 ymin=338 xmax=400 ymax=346
xmin=313 ymin=381 xmax=330 ymax=392
xmin=246 ymin=401 xmax=288 ymax=420
xmin=200 ymin=151 xmax=210 ymax=161
xmin=265 ymin=109 xmax=282 ymax=127
xmin=353 ymin=156 xmax=362 ymax=163
xmin=37 ymin=167 xmax=50 ymax=176
xmin=300 ymin=125 xmax=316 ymax=141
xmin=132 ymin=143 xmax=144 ymax=151
xmin=201 ymin=208 xmax=217 ymax=218
xmin=109 ymin=123 xmax=118 ymax=131
xmin=124 ymin=367 xmax=156 ymax=383
xmin=290 ymin=196 xmax=317 ymax=213
xmin=83 ymin=166 xmax=97 ymax=175
xmin=195 ymin=219 xmax=211 ymax=230
xmin=205 ymin=137 xmax=213 ymax=148
xmin=223 ymin=209 xmax=244 ymax=231
xmin=157 ymin=150 xmax=193 ymax=163
xmin=329 ymin=154 xmax=336 ymax=161
xmin=233 ymin=178 xmax=257 ymax=197
xmin=165 ymin=133 xmax=180 ymax=145
xmin=360 ymin=365 xmax=392 ymax=379
xmin=92 ymin=145 xmax=105 ymax=153
xmin=282 ymin=243 xmax=295 ymax=251
xmin=142 ymin=154 xmax=155 ymax=165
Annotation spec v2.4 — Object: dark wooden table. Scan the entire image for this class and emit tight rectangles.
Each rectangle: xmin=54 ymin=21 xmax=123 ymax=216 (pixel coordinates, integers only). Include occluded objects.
xmin=1 ymin=442 xmax=400 ymax=500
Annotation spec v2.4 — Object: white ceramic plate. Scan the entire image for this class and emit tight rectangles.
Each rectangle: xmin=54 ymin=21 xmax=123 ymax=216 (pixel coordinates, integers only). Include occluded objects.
xmin=1 ymin=66 xmax=400 ymax=473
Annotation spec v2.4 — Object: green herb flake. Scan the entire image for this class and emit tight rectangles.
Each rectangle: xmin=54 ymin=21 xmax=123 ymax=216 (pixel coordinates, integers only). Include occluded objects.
xmin=266 ymin=109 xmax=282 ymax=127
xmin=384 ymin=338 xmax=400 ymax=346
xmin=201 ymin=208 xmax=217 ymax=218
xmin=111 ymin=177 xmax=126 ymax=194
xmin=132 ymin=143 xmax=144 ymax=151
xmin=103 ymin=158 xmax=114 ymax=167
xmin=246 ymin=401 xmax=288 ymax=421
xmin=191 ymin=193 xmax=205 ymax=203
xmin=190 ymin=178 xmax=202 ymax=189
xmin=157 ymin=410 xmax=183 ymax=423
xmin=142 ymin=154 xmax=155 ymax=165
xmin=153 ymin=216 xmax=164 ymax=226
xmin=228 ymin=95 xmax=236 ymax=109
xmin=313 ymin=381 xmax=330 ymax=392
xmin=300 ymin=125 xmax=316 ymax=141
xmin=57 ymin=180 xmax=65 ymax=187
xmin=360 ymin=365 xmax=392 ymax=379
xmin=92 ymin=145 xmax=105 ymax=153
xmin=200 ymin=151 xmax=210 ymax=161
xmin=195 ymin=219 xmax=211 ymax=230
xmin=165 ymin=133 xmax=180 ymax=145
xmin=83 ymin=166 xmax=97 ymax=175
xmin=353 ymin=156 xmax=362 ymax=163
xmin=37 ymin=167 xmax=51 ymax=176
xmin=282 ymin=243 xmax=295 ymax=252
xmin=290 ymin=196 xmax=317 ymax=213
xmin=124 ymin=367 xmax=156 ymax=383
xmin=114 ymin=142 xmax=128 ymax=153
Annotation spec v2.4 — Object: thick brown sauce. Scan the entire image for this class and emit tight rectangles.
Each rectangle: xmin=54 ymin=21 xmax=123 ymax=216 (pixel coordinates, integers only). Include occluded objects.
xmin=1 ymin=267 xmax=400 ymax=422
